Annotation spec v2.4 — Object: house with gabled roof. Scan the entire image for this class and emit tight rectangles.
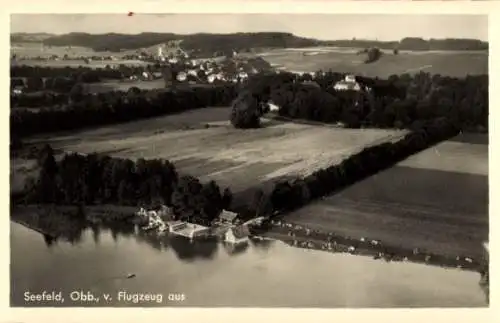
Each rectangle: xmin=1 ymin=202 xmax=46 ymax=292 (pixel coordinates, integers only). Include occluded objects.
xmin=225 ymin=225 xmax=250 ymax=245
xmin=219 ymin=210 xmax=238 ymax=224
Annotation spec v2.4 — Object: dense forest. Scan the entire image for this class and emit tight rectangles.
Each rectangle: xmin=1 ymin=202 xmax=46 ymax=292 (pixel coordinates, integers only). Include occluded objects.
xmin=11 ymin=32 xmax=488 ymax=53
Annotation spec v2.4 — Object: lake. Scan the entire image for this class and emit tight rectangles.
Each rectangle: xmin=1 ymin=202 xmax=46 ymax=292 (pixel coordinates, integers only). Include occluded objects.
xmin=10 ymin=220 xmax=487 ymax=308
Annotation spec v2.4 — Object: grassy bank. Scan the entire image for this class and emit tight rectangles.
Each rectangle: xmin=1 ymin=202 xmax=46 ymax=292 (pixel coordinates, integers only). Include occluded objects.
xmin=256 ymin=221 xmax=485 ymax=272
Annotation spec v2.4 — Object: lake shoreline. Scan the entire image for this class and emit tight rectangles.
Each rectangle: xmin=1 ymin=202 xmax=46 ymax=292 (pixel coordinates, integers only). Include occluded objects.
xmin=10 ymin=204 xmax=487 ymax=275
xmin=257 ymin=223 xmax=485 ymax=273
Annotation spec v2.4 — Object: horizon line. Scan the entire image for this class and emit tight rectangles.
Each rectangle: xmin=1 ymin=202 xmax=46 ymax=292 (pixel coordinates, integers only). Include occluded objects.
xmin=10 ymin=32 xmax=489 ymax=43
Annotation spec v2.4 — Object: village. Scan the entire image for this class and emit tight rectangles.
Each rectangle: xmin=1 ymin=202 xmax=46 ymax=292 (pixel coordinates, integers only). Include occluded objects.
xmin=10 ymin=43 xmax=276 ymax=93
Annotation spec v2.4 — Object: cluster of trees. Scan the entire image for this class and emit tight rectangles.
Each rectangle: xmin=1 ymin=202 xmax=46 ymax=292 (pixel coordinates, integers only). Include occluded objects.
xmin=11 ymin=91 xmax=69 ymax=108
xmin=11 ymin=84 xmax=238 ymax=138
xmin=230 ymin=90 xmax=266 ymax=129
xmin=249 ymin=117 xmax=460 ymax=217
xmin=11 ymin=64 xmax=180 ymax=92
xmin=12 ymin=75 xmax=79 ymax=94
xmin=230 ymin=72 xmax=297 ymax=129
xmin=23 ymin=145 xmax=233 ymax=226
xmin=231 ymin=71 xmax=488 ymax=133
xmin=172 ymin=176 xmax=233 ymax=226
xmin=356 ymin=47 xmax=383 ymax=63
xmin=364 ymin=47 xmax=383 ymax=63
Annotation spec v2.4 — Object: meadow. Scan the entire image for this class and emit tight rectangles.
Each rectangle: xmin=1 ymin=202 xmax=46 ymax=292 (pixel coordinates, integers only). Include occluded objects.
xmin=284 ymin=133 xmax=488 ymax=260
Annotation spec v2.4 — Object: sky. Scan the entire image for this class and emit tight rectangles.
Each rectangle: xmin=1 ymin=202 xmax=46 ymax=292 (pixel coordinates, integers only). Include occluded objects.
xmin=10 ymin=14 xmax=488 ymax=41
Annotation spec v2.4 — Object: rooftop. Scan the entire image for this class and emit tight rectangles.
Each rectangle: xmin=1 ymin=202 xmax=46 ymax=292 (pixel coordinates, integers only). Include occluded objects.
xmin=231 ymin=225 xmax=250 ymax=239
xmin=220 ymin=210 xmax=238 ymax=222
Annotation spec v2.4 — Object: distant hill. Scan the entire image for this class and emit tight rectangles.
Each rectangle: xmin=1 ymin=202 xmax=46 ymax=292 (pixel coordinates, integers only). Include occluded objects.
xmin=322 ymin=37 xmax=488 ymax=51
xmin=11 ymin=33 xmax=55 ymax=42
xmin=10 ymin=32 xmax=488 ymax=54
xmin=22 ymin=32 xmax=321 ymax=55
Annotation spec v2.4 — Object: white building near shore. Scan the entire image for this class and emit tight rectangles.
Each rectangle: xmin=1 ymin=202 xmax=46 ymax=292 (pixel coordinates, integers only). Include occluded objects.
xmin=225 ymin=225 xmax=250 ymax=245
xmin=267 ymin=102 xmax=281 ymax=112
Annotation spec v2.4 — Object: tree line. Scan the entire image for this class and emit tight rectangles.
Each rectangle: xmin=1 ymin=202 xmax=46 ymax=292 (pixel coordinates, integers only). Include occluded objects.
xmin=11 ymin=64 xmax=168 ymax=84
xmin=11 ymin=84 xmax=238 ymax=139
xmin=22 ymin=145 xmax=233 ymax=227
xmin=12 ymin=65 xmax=125 ymax=83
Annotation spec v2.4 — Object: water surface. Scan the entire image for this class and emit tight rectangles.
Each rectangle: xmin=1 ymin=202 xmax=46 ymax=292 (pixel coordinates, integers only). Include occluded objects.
xmin=10 ymin=221 xmax=487 ymax=308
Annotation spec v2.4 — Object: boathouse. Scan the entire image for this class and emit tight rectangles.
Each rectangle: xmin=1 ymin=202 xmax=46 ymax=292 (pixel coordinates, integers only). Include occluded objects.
xmin=219 ymin=210 xmax=238 ymax=224
xmin=168 ymin=221 xmax=210 ymax=239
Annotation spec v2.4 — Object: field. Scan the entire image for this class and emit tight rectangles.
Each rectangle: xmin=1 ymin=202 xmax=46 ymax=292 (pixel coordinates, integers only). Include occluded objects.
xmin=11 ymin=42 xmax=149 ymax=69
xmin=21 ymin=107 xmax=405 ymax=192
xmin=12 ymin=43 xmax=99 ymax=57
xmin=284 ymin=133 xmax=488 ymax=259
xmin=12 ymin=59 xmax=149 ymax=69
xmin=260 ymin=48 xmax=488 ymax=77
xmin=11 ymin=41 xmax=179 ymax=58
xmin=11 ymin=42 xmax=139 ymax=58
xmin=86 ymin=79 xmax=166 ymax=93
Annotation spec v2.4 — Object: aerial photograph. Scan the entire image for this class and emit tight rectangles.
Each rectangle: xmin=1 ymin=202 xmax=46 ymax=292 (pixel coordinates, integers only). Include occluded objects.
xmin=9 ymin=13 xmax=488 ymax=308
